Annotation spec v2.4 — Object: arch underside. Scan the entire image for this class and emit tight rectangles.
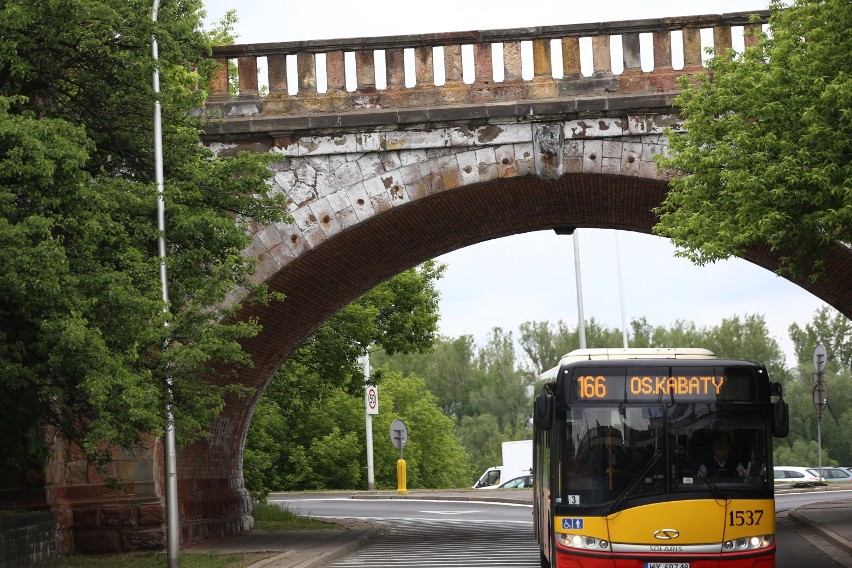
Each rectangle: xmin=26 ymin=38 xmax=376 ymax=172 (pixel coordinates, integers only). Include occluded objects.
xmin=231 ymin=172 xmax=852 ymax=409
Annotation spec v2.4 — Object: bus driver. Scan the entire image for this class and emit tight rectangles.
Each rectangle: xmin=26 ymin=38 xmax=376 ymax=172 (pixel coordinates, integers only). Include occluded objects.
xmin=698 ymin=434 xmax=745 ymax=478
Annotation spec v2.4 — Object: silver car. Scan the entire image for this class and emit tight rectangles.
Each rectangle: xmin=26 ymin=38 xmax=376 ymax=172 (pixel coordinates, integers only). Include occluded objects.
xmin=806 ymin=467 xmax=852 ymax=482
xmin=773 ymin=466 xmax=821 ymax=483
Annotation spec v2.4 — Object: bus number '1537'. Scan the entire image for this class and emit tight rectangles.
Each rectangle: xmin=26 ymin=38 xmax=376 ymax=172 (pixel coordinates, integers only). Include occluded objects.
xmin=729 ymin=510 xmax=764 ymax=526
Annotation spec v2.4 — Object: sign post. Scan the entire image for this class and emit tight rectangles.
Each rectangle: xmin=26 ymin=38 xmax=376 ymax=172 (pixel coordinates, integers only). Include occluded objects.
xmin=813 ymin=344 xmax=827 ymax=480
xmin=390 ymin=418 xmax=409 ymax=495
xmin=363 ymin=355 xmax=377 ymax=491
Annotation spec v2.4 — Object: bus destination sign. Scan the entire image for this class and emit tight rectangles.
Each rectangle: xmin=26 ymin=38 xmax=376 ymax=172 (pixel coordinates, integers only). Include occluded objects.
xmin=568 ymin=367 xmax=753 ymax=402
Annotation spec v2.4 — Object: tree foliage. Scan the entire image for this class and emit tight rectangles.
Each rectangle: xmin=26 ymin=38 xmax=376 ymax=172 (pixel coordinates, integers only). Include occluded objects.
xmin=244 ymin=263 xmax=449 ymax=497
xmin=654 ymin=0 xmax=851 ymax=278
xmin=0 ymin=0 xmax=286 ymax=471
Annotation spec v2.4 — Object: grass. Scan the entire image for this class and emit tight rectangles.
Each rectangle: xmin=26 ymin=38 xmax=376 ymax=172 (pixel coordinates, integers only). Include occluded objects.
xmin=40 ymin=552 xmax=269 ymax=568
xmin=252 ymin=501 xmax=339 ymax=531
xmin=39 ymin=502 xmax=340 ymax=567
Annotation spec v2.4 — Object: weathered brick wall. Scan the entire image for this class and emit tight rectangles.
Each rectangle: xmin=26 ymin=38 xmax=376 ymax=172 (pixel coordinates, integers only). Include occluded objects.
xmin=0 ymin=512 xmax=57 ymax=568
xmin=40 ymin=433 xmax=164 ymax=554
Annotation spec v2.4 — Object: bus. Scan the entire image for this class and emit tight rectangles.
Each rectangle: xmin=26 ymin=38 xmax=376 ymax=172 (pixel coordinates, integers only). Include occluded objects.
xmin=533 ymin=348 xmax=789 ymax=568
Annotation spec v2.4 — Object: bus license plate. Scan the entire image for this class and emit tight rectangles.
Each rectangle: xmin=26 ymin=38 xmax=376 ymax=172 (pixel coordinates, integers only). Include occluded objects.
xmin=645 ymin=564 xmax=689 ymax=568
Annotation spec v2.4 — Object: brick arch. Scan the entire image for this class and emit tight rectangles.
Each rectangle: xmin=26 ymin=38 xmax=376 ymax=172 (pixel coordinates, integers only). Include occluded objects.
xmin=177 ymin=165 xmax=851 ymax=545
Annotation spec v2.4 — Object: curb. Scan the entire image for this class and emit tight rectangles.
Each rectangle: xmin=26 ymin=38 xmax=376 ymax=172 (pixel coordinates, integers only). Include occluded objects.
xmin=788 ymin=503 xmax=852 ymax=557
xmin=245 ymin=521 xmax=384 ymax=568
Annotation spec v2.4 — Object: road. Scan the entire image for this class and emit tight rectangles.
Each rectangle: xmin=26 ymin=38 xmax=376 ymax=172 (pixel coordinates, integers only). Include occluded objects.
xmin=271 ymin=492 xmax=852 ymax=568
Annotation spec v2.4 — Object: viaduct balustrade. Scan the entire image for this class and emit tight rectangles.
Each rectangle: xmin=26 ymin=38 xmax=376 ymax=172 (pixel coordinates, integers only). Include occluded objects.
xmin=204 ymin=10 xmax=769 ymax=132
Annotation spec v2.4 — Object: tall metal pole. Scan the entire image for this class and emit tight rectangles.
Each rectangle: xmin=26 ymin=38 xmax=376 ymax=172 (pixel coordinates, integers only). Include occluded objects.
xmin=573 ymin=232 xmax=587 ymax=349
xmin=151 ymin=2 xmax=180 ymax=566
xmin=614 ymin=231 xmax=629 ymax=349
xmin=363 ymin=354 xmax=376 ymax=491
xmin=813 ymin=344 xmax=827 ymax=482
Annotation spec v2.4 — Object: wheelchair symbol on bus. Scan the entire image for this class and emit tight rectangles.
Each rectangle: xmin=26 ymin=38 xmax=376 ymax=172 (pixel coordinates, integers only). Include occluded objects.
xmin=562 ymin=518 xmax=584 ymax=530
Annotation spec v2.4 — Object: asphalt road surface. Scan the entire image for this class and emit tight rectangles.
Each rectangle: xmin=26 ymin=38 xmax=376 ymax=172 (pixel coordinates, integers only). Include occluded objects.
xmin=273 ymin=493 xmax=852 ymax=568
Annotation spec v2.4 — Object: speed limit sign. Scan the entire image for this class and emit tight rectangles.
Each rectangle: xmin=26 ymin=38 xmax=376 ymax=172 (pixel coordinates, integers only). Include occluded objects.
xmin=365 ymin=385 xmax=378 ymax=415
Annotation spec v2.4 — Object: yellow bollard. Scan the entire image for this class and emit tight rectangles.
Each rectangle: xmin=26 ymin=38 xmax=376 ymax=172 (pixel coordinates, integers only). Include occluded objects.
xmin=396 ymin=458 xmax=409 ymax=495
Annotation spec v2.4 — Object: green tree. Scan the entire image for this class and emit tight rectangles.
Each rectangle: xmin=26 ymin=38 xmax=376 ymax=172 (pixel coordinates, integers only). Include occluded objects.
xmin=243 ymin=263 xmax=444 ymax=497
xmin=780 ymin=308 xmax=852 ymax=466
xmin=372 ymin=370 xmax=471 ymax=489
xmin=518 ymin=320 xmax=577 ymax=375
xmin=469 ymin=328 xmax=531 ymax=431
xmin=789 ymin=307 xmax=852 ymax=372
xmin=654 ymin=0 xmax=851 ymax=278
xmin=1 ymin=0 xmax=286 ymax=470
xmin=774 ymin=439 xmax=836 ymax=467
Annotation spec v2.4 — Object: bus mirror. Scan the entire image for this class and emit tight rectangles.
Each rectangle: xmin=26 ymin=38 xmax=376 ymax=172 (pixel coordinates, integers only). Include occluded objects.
xmin=770 ymin=382 xmax=783 ymax=397
xmin=773 ymin=396 xmax=789 ymax=438
xmin=534 ymin=393 xmax=553 ymax=430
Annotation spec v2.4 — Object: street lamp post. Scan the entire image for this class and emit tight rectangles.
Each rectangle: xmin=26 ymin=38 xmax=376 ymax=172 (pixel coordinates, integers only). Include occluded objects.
xmin=572 ymin=232 xmax=587 ymax=349
xmin=150 ymin=2 xmax=180 ymax=566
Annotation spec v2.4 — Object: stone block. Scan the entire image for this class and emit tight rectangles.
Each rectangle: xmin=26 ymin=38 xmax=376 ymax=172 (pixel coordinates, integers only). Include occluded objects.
xmin=102 ymin=504 xmax=136 ymax=528
xmin=72 ymin=508 xmax=100 ymax=529
xmin=123 ymin=528 xmax=165 ymax=551
xmin=582 ymin=140 xmax=604 ymax=174
xmin=74 ymin=529 xmax=121 ymax=554
xmin=138 ymin=503 xmax=166 ymax=526
xmin=495 ymin=145 xmax=516 ymax=178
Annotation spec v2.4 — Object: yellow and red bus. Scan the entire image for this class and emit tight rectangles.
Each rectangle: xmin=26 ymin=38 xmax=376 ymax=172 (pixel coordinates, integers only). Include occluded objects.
xmin=533 ymin=348 xmax=789 ymax=568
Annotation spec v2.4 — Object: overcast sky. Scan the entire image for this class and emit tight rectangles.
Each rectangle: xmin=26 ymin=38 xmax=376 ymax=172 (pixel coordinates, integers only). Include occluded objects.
xmin=200 ymin=0 xmax=832 ymax=366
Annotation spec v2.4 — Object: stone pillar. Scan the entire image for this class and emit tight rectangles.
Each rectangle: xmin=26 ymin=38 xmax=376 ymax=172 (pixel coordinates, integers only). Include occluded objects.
xmin=743 ymin=23 xmax=763 ymax=48
xmin=561 ymin=37 xmax=581 ymax=78
xmin=386 ymin=48 xmax=406 ymax=88
xmin=297 ymin=52 xmax=317 ymax=94
xmin=652 ymin=30 xmax=672 ymax=70
xmin=713 ymin=25 xmax=733 ymax=59
xmin=326 ymin=51 xmax=346 ymax=92
xmin=532 ymin=38 xmax=551 ymax=78
xmin=355 ymin=50 xmax=376 ymax=90
xmin=530 ymin=38 xmax=555 ymax=98
xmin=622 ymin=33 xmax=642 ymax=72
xmin=503 ymin=41 xmax=522 ymax=82
xmin=592 ymin=35 xmax=612 ymax=75
xmin=682 ymin=27 xmax=703 ymax=69
xmin=473 ymin=43 xmax=493 ymax=83
xmin=237 ymin=56 xmax=258 ymax=97
xmin=267 ymin=55 xmax=288 ymax=95
xmin=442 ymin=43 xmax=466 ymax=103
xmin=443 ymin=44 xmax=463 ymax=84
xmin=649 ymin=29 xmax=678 ymax=91
xmin=209 ymin=58 xmax=229 ymax=100
xmin=414 ymin=46 xmax=434 ymax=86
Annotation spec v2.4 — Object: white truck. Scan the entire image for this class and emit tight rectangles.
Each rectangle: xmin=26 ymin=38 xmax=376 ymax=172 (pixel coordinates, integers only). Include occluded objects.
xmin=472 ymin=440 xmax=533 ymax=489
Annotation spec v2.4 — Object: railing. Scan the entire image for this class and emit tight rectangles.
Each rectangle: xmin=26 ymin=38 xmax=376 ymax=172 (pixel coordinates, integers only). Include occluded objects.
xmin=205 ymin=11 xmax=769 ymax=118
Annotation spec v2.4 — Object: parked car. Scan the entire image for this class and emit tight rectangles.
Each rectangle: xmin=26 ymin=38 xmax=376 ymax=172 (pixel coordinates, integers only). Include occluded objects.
xmin=773 ymin=466 xmax=821 ymax=483
xmin=497 ymin=474 xmax=533 ymax=489
xmin=806 ymin=467 xmax=852 ymax=482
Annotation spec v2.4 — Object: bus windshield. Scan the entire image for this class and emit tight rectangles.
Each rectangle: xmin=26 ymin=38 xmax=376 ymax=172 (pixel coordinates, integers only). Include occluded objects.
xmin=556 ymin=401 xmax=771 ymax=512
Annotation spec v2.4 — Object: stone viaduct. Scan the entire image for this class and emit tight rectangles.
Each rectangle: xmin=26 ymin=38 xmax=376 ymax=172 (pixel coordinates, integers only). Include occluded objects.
xmin=6 ymin=10 xmax=851 ymax=556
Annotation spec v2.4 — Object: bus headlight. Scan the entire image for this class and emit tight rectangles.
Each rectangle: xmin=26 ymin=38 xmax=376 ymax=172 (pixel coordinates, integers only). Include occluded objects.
xmin=723 ymin=534 xmax=774 ymax=551
xmin=557 ymin=533 xmax=611 ymax=551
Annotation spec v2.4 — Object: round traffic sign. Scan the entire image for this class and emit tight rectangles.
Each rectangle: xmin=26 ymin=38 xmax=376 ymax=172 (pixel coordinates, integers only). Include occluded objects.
xmin=813 ymin=382 xmax=827 ymax=412
xmin=390 ymin=418 xmax=408 ymax=450
xmin=813 ymin=344 xmax=827 ymax=373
